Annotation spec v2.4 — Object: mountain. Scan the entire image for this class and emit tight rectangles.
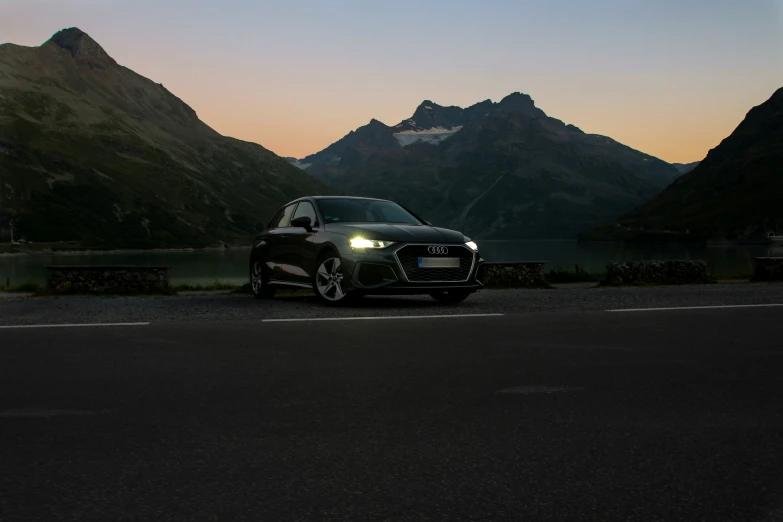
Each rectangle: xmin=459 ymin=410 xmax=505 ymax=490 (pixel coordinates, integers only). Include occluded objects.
xmin=0 ymin=28 xmax=332 ymax=249
xmin=672 ymin=161 xmax=700 ymax=174
xmin=585 ymin=87 xmax=783 ymax=242
xmin=295 ymin=93 xmax=682 ymax=239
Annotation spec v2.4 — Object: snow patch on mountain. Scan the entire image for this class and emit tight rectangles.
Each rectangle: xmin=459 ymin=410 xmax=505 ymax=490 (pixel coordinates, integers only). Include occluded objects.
xmin=394 ymin=118 xmax=420 ymax=130
xmin=393 ymin=126 xmax=463 ymax=147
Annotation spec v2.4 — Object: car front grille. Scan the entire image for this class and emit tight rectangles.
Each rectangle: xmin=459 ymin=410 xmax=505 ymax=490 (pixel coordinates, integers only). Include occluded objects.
xmin=395 ymin=245 xmax=474 ymax=282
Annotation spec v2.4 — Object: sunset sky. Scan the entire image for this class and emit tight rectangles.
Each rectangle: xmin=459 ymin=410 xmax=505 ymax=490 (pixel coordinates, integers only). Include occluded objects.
xmin=2 ymin=0 xmax=782 ymax=163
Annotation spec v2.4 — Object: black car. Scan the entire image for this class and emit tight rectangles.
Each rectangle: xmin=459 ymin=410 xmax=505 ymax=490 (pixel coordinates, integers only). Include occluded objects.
xmin=249 ymin=196 xmax=485 ymax=304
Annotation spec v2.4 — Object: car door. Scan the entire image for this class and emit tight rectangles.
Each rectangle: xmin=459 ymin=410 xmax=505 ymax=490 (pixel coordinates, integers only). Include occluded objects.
xmin=287 ymin=201 xmax=320 ymax=284
xmin=258 ymin=207 xmax=283 ymax=273
xmin=265 ymin=203 xmax=296 ymax=282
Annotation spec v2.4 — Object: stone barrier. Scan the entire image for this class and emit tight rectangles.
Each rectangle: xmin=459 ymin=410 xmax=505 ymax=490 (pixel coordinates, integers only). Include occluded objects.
xmin=603 ymin=260 xmax=710 ymax=286
xmin=45 ymin=266 xmax=169 ymax=294
xmin=478 ymin=262 xmax=548 ymax=288
xmin=751 ymin=257 xmax=783 ymax=282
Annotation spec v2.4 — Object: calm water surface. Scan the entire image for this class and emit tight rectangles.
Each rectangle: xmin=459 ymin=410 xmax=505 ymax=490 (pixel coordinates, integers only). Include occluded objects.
xmin=1 ymin=240 xmax=780 ymax=286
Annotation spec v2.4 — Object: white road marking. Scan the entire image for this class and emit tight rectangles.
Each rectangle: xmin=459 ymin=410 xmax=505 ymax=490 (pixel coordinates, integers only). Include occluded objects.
xmin=263 ymin=313 xmax=503 ymax=323
xmin=607 ymin=303 xmax=783 ymax=313
xmin=0 ymin=409 xmax=93 ymax=418
xmin=0 ymin=322 xmax=150 ymax=329
xmin=497 ymin=386 xmax=584 ymax=395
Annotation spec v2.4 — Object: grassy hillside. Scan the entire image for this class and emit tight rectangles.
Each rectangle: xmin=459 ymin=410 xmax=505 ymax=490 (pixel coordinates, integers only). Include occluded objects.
xmin=584 ymin=87 xmax=783 ymax=242
xmin=0 ymin=28 xmax=333 ymax=249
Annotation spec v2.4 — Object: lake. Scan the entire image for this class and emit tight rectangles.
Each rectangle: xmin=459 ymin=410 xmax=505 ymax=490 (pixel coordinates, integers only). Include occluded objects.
xmin=1 ymin=240 xmax=780 ymax=287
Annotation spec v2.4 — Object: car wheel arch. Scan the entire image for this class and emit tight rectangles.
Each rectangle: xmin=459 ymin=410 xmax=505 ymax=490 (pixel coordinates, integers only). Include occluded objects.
xmin=249 ymin=245 xmax=270 ymax=265
xmin=316 ymin=243 xmax=340 ymax=263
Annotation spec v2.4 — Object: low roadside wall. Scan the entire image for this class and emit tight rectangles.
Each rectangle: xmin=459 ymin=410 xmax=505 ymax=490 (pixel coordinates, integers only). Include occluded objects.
xmin=752 ymin=257 xmax=783 ymax=282
xmin=45 ymin=266 xmax=169 ymax=294
xmin=603 ymin=260 xmax=710 ymax=286
xmin=479 ymin=262 xmax=548 ymax=288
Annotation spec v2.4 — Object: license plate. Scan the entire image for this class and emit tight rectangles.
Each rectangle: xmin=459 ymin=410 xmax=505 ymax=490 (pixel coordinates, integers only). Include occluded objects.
xmin=418 ymin=257 xmax=460 ymax=268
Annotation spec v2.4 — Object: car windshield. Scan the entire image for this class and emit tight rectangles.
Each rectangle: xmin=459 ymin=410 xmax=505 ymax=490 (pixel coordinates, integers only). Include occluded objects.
xmin=316 ymin=198 xmax=422 ymax=225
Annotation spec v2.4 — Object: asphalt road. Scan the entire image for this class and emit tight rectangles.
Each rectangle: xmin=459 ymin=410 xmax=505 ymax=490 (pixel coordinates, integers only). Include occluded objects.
xmin=2 ymin=282 xmax=783 ymax=324
xmin=1 ymin=303 xmax=783 ymax=521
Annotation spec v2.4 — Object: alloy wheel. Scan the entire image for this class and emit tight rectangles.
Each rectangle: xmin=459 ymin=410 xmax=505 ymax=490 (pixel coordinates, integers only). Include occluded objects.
xmin=251 ymin=261 xmax=264 ymax=295
xmin=251 ymin=260 xmax=275 ymax=299
xmin=315 ymin=257 xmax=346 ymax=302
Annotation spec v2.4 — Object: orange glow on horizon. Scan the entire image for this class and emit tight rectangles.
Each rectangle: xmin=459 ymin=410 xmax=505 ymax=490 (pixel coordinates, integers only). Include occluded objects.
xmin=195 ymin=89 xmax=762 ymax=165
xmin=3 ymin=2 xmax=782 ymax=166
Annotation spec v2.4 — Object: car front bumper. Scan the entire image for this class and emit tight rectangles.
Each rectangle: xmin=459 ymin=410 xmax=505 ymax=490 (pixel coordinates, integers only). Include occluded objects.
xmin=339 ymin=244 xmax=485 ymax=295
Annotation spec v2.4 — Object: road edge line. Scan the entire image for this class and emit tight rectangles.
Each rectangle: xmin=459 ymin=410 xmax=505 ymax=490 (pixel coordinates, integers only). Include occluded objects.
xmin=607 ymin=304 xmax=783 ymax=313
xmin=0 ymin=322 xmax=151 ymax=329
xmin=262 ymin=313 xmax=504 ymax=323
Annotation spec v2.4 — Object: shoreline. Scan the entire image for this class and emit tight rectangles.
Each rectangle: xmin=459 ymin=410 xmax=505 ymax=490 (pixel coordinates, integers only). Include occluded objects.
xmin=4 ymin=239 xmax=780 ymax=256
xmin=579 ymin=239 xmax=777 ymax=247
xmin=0 ymin=245 xmax=251 ymax=258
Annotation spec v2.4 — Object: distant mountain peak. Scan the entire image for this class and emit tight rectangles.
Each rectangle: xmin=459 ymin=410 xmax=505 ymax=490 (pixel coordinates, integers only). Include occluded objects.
xmin=499 ymin=92 xmax=536 ymax=107
xmin=671 ymin=161 xmax=700 ymax=174
xmin=501 ymin=91 xmax=534 ymax=102
xmin=1 ymin=28 xmax=332 ymax=247
xmin=497 ymin=91 xmax=545 ymax=118
xmin=47 ymin=27 xmax=116 ymax=65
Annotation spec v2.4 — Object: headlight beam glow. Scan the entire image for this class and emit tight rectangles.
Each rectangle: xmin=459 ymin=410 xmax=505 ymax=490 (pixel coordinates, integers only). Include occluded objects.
xmin=350 ymin=237 xmax=395 ymax=249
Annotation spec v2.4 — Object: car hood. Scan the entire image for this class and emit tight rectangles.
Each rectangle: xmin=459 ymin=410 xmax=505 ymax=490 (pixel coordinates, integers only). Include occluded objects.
xmin=326 ymin=223 xmax=467 ymax=243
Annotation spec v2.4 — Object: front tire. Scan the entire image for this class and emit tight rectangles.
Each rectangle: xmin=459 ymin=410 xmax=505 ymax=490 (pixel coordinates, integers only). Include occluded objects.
xmin=429 ymin=290 xmax=472 ymax=304
xmin=313 ymin=253 xmax=351 ymax=305
xmin=251 ymin=258 xmax=276 ymax=299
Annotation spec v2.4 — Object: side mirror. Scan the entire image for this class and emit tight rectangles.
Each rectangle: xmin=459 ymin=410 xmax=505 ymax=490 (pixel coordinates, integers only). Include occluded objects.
xmin=290 ymin=216 xmax=313 ymax=230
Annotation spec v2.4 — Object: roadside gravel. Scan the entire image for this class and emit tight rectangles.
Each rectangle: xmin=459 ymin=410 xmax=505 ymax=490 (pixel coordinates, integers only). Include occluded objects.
xmin=1 ymin=283 xmax=782 ymax=325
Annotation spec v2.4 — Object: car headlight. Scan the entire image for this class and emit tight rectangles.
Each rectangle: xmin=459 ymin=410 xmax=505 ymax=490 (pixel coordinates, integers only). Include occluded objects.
xmin=350 ymin=237 xmax=396 ymax=250
xmin=465 ymin=240 xmax=479 ymax=252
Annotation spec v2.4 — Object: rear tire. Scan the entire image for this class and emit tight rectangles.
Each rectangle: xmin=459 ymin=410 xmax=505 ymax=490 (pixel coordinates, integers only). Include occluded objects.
xmin=429 ymin=290 xmax=472 ymax=304
xmin=251 ymin=258 xmax=276 ymax=299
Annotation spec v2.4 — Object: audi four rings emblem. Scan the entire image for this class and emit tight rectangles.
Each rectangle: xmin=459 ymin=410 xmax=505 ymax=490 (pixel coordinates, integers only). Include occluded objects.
xmin=428 ymin=246 xmax=449 ymax=255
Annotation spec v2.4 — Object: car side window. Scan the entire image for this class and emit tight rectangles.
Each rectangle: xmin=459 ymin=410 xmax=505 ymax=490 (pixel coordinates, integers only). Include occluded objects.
xmin=268 ymin=209 xmax=284 ymax=229
xmin=277 ymin=204 xmax=296 ymax=228
xmin=292 ymin=201 xmax=318 ymax=226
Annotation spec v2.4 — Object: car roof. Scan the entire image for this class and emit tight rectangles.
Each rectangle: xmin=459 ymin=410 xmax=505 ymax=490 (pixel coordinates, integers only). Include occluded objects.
xmin=283 ymin=195 xmax=392 ymax=206
xmin=311 ymin=196 xmax=391 ymax=202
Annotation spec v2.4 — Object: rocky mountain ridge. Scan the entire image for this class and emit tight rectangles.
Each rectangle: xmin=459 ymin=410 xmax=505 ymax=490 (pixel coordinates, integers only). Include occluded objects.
xmin=0 ymin=28 xmax=332 ymax=248
xmin=584 ymin=87 xmax=783 ymax=242
xmin=292 ymin=93 xmax=682 ymax=239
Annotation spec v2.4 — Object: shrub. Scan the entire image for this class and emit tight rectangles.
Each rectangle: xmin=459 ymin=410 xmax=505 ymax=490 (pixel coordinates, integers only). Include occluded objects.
xmin=544 ymin=265 xmax=602 ymax=283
